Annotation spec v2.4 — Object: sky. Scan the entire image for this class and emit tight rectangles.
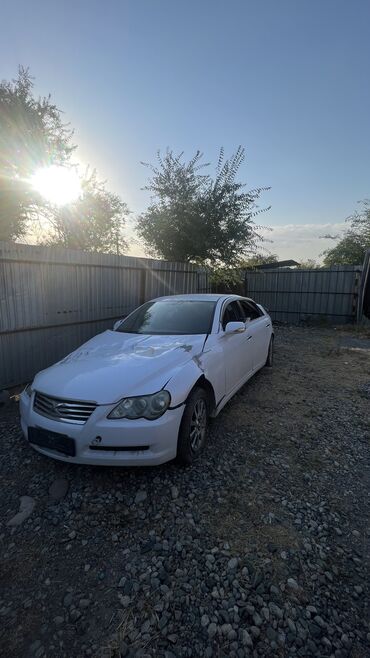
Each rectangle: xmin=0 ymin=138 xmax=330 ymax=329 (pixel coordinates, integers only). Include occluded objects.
xmin=1 ymin=0 xmax=370 ymax=261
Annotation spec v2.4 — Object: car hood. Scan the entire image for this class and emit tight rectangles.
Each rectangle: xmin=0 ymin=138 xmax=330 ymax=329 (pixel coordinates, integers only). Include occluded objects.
xmin=33 ymin=331 xmax=206 ymax=404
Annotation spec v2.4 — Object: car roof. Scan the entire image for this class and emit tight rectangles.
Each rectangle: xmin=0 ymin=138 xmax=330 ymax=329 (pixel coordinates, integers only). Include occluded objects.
xmin=152 ymin=293 xmax=252 ymax=303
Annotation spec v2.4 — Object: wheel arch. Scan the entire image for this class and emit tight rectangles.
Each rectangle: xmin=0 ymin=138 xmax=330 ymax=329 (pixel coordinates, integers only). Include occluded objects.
xmin=186 ymin=375 xmax=217 ymax=416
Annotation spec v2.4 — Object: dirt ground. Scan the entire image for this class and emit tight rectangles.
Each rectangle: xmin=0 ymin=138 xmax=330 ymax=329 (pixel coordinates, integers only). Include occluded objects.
xmin=0 ymin=326 xmax=370 ymax=658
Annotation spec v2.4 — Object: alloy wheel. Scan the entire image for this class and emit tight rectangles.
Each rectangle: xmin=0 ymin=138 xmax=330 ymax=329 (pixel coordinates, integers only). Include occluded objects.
xmin=189 ymin=398 xmax=207 ymax=452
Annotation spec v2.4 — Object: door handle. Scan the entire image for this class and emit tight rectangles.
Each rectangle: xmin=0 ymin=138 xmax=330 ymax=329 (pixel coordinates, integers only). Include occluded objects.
xmin=247 ymin=335 xmax=252 ymax=340
xmin=265 ymin=323 xmax=270 ymax=327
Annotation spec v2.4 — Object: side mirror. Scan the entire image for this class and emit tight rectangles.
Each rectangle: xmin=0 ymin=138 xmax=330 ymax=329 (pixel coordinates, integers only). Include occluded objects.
xmin=224 ymin=321 xmax=246 ymax=334
xmin=113 ymin=319 xmax=122 ymax=331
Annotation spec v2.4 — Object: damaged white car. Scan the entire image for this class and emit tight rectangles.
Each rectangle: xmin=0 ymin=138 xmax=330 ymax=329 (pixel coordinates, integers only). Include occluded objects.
xmin=20 ymin=294 xmax=273 ymax=466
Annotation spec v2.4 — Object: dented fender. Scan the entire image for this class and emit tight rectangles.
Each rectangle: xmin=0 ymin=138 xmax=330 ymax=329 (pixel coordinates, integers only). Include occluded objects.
xmin=166 ymin=359 xmax=204 ymax=408
xmin=166 ymin=340 xmax=226 ymax=410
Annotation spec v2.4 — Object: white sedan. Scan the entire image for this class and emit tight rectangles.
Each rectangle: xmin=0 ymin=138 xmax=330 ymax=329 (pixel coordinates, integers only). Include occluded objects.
xmin=20 ymin=294 xmax=273 ymax=466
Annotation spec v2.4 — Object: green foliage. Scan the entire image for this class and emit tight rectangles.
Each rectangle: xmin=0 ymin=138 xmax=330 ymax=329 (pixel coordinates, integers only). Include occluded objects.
xmin=0 ymin=67 xmax=75 ymax=240
xmin=137 ymin=148 xmax=270 ymax=265
xmin=208 ymin=265 xmax=244 ymax=287
xmin=298 ymin=259 xmax=321 ymax=269
xmin=240 ymin=253 xmax=278 ymax=268
xmin=43 ymin=170 xmax=130 ymax=254
xmin=323 ymin=200 xmax=370 ymax=266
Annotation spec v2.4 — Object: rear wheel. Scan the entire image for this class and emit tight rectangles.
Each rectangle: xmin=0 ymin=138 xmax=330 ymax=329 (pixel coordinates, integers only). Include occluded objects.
xmin=176 ymin=387 xmax=209 ymax=465
xmin=265 ymin=336 xmax=274 ymax=367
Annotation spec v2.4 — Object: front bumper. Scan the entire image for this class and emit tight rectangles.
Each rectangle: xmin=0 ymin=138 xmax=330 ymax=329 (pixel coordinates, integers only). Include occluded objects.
xmin=19 ymin=392 xmax=184 ymax=466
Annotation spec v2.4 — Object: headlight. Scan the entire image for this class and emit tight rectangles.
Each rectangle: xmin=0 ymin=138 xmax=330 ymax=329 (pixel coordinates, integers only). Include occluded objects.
xmin=24 ymin=383 xmax=34 ymax=397
xmin=108 ymin=390 xmax=171 ymax=420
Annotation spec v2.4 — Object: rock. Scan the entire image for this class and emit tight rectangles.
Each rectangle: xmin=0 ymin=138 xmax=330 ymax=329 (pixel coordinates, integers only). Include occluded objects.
xmin=314 ymin=615 xmax=325 ymax=628
xmin=70 ymin=609 xmax=81 ymax=622
xmin=227 ymin=557 xmax=238 ymax=571
xmin=253 ymin=612 xmax=263 ymax=626
xmin=261 ymin=606 xmax=269 ymax=621
xmin=53 ymin=616 xmax=64 ymax=626
xmin=207 ymin=622 xmax=217 ymax=638
xmin=48 ymin=478 xmax=69 ymax=501
xmin=7 ymin=496 xmax=36 ymax=526
xmin=270 ymin=602 xmax=283 ymax=619
xmin=322 ymin=637 xmax=332 ymax=650
xmin=201 ymin=614 xmax=210 ymax=627
xmin=250 ymin=626 xmax=260 ymax=638
xmin=63 ymin=593 xmax=73 ymax=608
xmin=240 ymin=629 xmax=253 ymax=647
xmin=341 ymin=633 xmax=351 ymax=648
xmin=171 ymin=486 xmax=179 ymax=500
xmin=135 ymin=491 xmax=147 ymax=504
xmin=287 ymin=618 xmax=296 ymax=634
xmin=287 ymin=577 xmax=299 ymax=591
xmin=306 ymin=605 xmax=317 ymax=615
xmin=266 ymin=627 xmax=277 ymax=641
xmin=79 ymin=599 xmax=90 ymax=609
xmin=119 ymin=595 xmax=131 ymax=608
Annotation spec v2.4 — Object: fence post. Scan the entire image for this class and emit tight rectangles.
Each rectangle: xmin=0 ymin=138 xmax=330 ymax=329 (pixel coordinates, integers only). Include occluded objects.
xmin=139 ymin=268 xmax=147 ymax=305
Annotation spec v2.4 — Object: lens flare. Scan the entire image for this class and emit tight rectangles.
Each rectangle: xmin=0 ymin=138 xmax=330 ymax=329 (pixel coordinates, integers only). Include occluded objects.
xmin=31 ymin=165 xmax=81 ymax=205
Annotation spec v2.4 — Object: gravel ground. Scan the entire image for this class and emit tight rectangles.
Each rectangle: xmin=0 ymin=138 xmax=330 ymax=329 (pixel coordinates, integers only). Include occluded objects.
xmin=1 ymin=326 xmax=370 ymax=658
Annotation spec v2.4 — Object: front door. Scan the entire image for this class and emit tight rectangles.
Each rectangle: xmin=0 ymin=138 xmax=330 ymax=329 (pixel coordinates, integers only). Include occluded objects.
xmin=220 ymin=300 xmax=254 ymax=394
xmin=238 ymin=300 xmax=270 ymax=370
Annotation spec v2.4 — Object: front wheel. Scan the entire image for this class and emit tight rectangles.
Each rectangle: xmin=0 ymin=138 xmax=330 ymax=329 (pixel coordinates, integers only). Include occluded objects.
xmin=176 ymin=387 xmax=209 ymax=465
xmin=265 ymin=336 xmax=274 ymax=367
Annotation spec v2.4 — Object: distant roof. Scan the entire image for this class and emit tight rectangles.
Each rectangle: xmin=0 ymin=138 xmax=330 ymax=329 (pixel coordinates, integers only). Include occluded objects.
xmin=253 ymin=259 xmax=300 ymax=270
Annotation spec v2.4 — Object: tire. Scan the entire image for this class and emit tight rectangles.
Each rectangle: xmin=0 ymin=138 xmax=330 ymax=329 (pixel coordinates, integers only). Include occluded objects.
xmin=176 ymin=387 xmax=209 ymax=465
xmin=265 ymin=336 xmax=274 ymax=367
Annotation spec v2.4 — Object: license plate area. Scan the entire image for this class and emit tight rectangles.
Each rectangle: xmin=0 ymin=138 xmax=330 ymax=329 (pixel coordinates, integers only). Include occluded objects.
xmin=28 ymin=427 xmax=76 ymax=457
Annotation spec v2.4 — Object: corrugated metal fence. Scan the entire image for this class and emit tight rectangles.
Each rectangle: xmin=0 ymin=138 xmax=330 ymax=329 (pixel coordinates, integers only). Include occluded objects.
xmin=0 ymin=241 xmax=209 ymax=388
xmin=245 ymin=265 xmax=362 ymax=324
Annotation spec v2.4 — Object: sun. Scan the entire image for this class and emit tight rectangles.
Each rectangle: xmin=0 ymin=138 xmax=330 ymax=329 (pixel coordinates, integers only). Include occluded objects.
xmin=31 ymin=165 xmax=82 ymax=206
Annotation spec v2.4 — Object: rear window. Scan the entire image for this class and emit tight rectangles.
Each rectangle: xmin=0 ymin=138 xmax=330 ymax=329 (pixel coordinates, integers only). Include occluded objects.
xmin=116 ymin=300 xmax=216 ymax=335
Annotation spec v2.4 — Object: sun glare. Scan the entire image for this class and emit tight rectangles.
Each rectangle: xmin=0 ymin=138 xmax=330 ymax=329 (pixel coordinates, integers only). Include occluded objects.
xmin=31 ymin=165 xmax=82 ymax=206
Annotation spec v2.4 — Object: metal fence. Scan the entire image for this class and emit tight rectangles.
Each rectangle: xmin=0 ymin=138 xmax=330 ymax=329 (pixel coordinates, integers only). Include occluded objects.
xmin=245 ymin=265 xmax=362 ymax=324
xmin=0 ymin=241 xmax=209 ymax=388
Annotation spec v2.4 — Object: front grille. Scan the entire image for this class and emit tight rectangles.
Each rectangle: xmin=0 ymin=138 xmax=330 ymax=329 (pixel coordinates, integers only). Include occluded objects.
xmin=34 ymin=392 xmax=97 ymax=425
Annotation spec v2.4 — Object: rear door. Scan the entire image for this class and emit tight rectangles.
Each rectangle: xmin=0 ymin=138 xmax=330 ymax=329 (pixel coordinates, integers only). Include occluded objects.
xmin=238 ymin=300 xmax=271 ymax=370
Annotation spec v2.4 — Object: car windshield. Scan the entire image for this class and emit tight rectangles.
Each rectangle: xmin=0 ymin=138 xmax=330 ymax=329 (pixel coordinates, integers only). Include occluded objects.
xmin=116 ymin=300 xmax=216 ymax=335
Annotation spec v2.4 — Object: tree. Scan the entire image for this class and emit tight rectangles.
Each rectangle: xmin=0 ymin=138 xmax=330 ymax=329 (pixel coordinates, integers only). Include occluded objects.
xmin=137 ymin=148 xmax=270 ymax=265
xmin=0 ymin=67 xmax=74 ymax=241
xmin=43 ymin=170 xmax=130 ymax=254
xmin=323 ymin=200 xmax=370 ymax=266
xmin=0 ymin=67 xmax=129 ymax=253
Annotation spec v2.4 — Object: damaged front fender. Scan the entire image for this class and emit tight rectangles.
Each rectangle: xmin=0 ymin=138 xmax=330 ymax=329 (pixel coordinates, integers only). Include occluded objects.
xmin=166 ymin=343 xmax=225 ymax=411
xmin=166 ymin=359 xmax=206 ymax=408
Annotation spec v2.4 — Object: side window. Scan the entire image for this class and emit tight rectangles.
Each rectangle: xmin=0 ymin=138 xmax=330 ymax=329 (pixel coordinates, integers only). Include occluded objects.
xmin=238 ymin=300 xmax=263 ymax=322
xmin=221 ymin=301 xmax=243 ymax=330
